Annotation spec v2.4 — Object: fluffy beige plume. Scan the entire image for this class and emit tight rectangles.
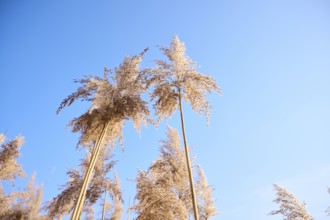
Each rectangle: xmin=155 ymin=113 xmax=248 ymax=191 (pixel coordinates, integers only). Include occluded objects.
xmin=109 ymin=173 xmax=123 ymax=220
xmin=270 ymin=184 xmax=313 ymax=220
xmin=57 ymin=48 xmax=150 ymax=149
xmin=142 ymin=35 xmax=221 ymax=220
xmin=143 ymin=35 xmax=221 ymax=122
xmin=134 ymin=127 xmax=217 ymax=219
xmin=0 ymin=174 xmax=47 ymax=220
xmin=44 ymin=146 xmax=119 ymax=219
xmin=0 ymin=135 xmax=26 ymax=183
xmin=57 ymin=49 xmax=149 ymax=219
xmin=196 ymin=166 xmax=217 ymax=219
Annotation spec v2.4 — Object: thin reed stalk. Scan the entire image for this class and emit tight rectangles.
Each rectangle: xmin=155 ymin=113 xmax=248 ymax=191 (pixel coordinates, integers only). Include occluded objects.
xmin=71 ymin=122 xmax=109 ymax=220
xmin=178 ymin=90 xmax=199 ymax=220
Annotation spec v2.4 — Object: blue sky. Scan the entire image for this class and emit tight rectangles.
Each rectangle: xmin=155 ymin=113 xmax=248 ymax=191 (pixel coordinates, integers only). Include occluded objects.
xmin=1 ymin=0 xmax=330 ymax=219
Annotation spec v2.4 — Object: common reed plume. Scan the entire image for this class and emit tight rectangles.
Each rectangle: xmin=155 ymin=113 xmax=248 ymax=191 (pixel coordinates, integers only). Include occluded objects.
xmin=0 ymin=134 xmax=26 ymax=183
xmin=195 ymin=166 xmax=217 ymax=220
xmin=0 ymin=173 xmax=45 ymax=219
xmin=45 ymin=146 xmax=120 ymax=219
xmin=0 ymin=134 xmax=45 ymax=219
xmin=142 ymin=36 xmax=221 ymax=220
xmin=270 ymin=184 xmax=313 ymax=220
xmin=134 ymin=127 xmax=216 ymax=220
xmin=57 ymin=49 xmax=150 ymax=219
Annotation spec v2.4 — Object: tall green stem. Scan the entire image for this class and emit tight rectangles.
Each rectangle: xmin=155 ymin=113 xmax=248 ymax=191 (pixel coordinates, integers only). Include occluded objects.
xmin=178 ymin=90 xmax=199 ymax=220
xmin=71 ymin=122 xmax=109 ymax=220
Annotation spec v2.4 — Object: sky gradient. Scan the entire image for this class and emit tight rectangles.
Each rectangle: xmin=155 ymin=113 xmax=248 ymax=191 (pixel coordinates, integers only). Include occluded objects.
xmin=1 ymin=1 xmax=330 ymax=219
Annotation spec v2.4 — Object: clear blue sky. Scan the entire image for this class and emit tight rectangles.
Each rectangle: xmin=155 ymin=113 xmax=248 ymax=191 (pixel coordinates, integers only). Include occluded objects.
xmin=1 ymin=1 xmax=330 ymax=219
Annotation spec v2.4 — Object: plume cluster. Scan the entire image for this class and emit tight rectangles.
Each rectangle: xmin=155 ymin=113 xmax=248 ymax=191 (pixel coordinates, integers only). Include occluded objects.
xmin=45 ymin=147 xmax=121 ymax=219
xmin=108 ymin=173 xmax=123 ymax=220
xmin=0 ymin=134 xmax=46 ymax=219
xmin=43 ymin=35 xmax=220 ymax=219
xmin=270 ymin=184 xmax=313 ymax=220
xmin=0 ymin=134 xmax=26 ymax=182
xmin=143 ymin=35 xmax=221 ymax=121
xmin=0 ymin=174 xmax=45 ymax=220
xmin=57 ymin=49 xmax=150 ymax=149
xmin=196 ymin=166 xmax=217 ymax=219
xmin=134 ymin=127 xmax=217 ymax=219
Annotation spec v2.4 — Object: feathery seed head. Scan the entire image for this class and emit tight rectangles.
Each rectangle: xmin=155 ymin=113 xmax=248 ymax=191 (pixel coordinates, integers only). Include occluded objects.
xmin=57 ymin=50 xmax=150 ymax=149
xmin=0 ymin=135 xmax=26 ymax=182
xmin=146 ymin=35 xmax=221 ymax=122
xmin=270 ymin=184 xmax=314 ymax=220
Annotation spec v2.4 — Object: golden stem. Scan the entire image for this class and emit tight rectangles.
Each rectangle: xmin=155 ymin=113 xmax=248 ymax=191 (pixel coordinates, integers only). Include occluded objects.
xmin=178 ymin=90 xmax=199 ymax=220
xmin=71 ymin=122 xmax=109 ymax=220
